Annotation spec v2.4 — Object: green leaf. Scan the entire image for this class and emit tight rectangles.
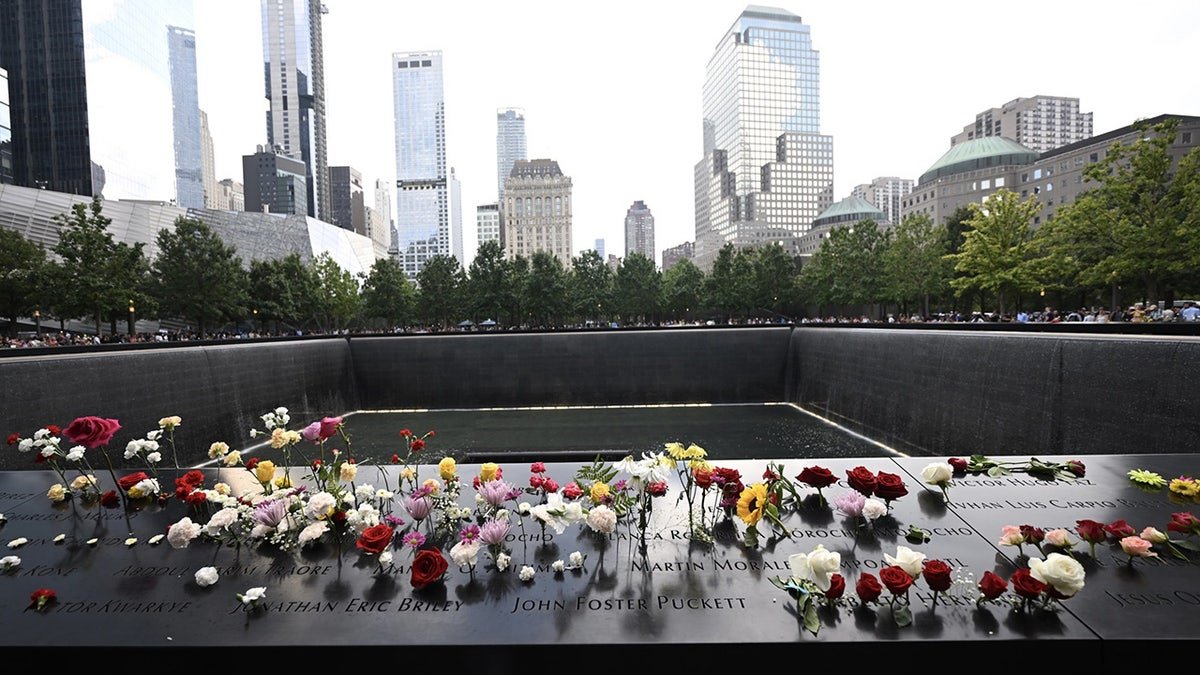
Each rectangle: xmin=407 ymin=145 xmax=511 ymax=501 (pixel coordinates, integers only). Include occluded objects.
xmin=802 ymin=598 xmax=821 ymax=636
xmin=892 ymin=604 xmax=913 ymax=627
xmin=1173 ymin=539 xmax=1200 ymax=552
xmin=987 ymin=466 xmax=1008 ymax=477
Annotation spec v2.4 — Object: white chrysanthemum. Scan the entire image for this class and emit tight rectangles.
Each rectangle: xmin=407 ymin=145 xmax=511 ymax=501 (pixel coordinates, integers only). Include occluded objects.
xmin=167 ymin=517 xmax=202 ymax=549
xmin=194 ymin=566 xmax=219 ymax=587
xmin=519 ymin=565 xmax=535 ymax=582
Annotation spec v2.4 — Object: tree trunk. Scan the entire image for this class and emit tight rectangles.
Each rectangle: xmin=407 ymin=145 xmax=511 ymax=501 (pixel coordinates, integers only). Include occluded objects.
xmin=1111 ymin=281 xmax=1119 ymax=313
xmin=94 ymin=312 xmax=101 ymax=337
xmin=1145 ymin=276 xmax=1158 ymax=308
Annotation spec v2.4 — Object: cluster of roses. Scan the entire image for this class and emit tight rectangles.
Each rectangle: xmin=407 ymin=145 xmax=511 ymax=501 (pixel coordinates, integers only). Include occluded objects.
xmin=1074 ymin=514 xmax=1200 ymax=562
xmin=974 ymin=552 xmax=1086 ymax=610
xmin=793 ymin=465 xmax=909 ymax=529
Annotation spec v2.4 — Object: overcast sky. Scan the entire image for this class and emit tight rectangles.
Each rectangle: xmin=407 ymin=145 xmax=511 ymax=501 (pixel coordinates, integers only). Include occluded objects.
xmin=194 ymin=0 xmax=1200 ymax=267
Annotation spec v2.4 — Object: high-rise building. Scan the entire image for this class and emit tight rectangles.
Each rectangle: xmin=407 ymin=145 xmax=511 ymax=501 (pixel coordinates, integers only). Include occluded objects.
xmin=243 ymin=145 xmax=307 ymax=215
xmin=373 ymin=178 xmax=394 ymax=252
xmin=503 ymin=159 xmax=572 ymax=267
xmin=951 ymin=96 xmax=1093 ymax=153
xmin=168 ymin=25 xmax=203 ymax=208
xmin=200 ymin=110 xmax=218 ymax=209
xmin=393 ymin=50 xmax=459 ymax=279
xmin=661 ymin=241 xmax=694 ymax=271
xmin=693 ymin=6 xmax=833 ymax=269
xmin=262 ymin=0 xmax=329 ymax=221
xmin=477 ymin=203 xmax=500 ymax=248
xmin=0 ymin=67 xmax=11 ymax=185
xmin=496 ymin=107 xmax=527 ymax=201
xmin=594 ymin=238 xmax=605 ymax=259
xmin=216 ymin=178 xmax=245 ymax=212
xmin=364 ymin=204 xmax=390 ymax=252
xmin=851 ymin=177 xmax=913 ymax=226
xmin=624 ymin=200 xmax=655 ymax=262
xmin=328 ymin=166 xmax=365 ymax=234
xmin=449 ymin=167 xmax=463 ymax=266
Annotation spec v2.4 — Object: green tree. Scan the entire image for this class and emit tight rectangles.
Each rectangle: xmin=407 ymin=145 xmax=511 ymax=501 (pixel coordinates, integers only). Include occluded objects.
xmin=248 ymin=254 xmax=319 ymax=333
xmin=465 ymin=240 xmax=509 ymax=323
xmin=883 ymin=213 xmax=951 ymax=317
xmin=752 ymin=244 xmax=796 ymax=318
xmin=661 ymin=259 xmax=705 ymax=321
xmin=946 ymin=188 xmax=1041 ymax=315
xmin=705 ymin=243 xmax=739 ymax=320
xmin=568 ymin=249 xmax=613 ymax=323
xmin=0 ymin=228 xmax=48 ymax=335
xmin=152 ymin=217 xmax=246 ymax=336
xmin=417 ymin=254 xmax=463 ymax=329
xmin=52 ymin=198 xmax=131 ymax=336
xmin=360 ymin=257 xmax=414 ymax=329
xmin=311 ymin=253 xmax=361 ymax=332
xmin=503 ymin=255 xmax=530 ymax=326
xmin=112 ymin=241 xmax=153 ymax=335
xmin=614 ymin=252 xmax=661 ymax=323
xmin=525 ymin=251 xmax=569 ymax=327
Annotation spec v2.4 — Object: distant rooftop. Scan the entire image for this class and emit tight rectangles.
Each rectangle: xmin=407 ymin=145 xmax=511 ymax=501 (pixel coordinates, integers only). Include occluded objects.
xmin=510 ymin=159 xmax=563 ymax=178
xmin=919 ymin=136 xmax=1037 ymax=185
xmin=742 ymin=5 xmax=803 ymax=22
xmin=813 ymin=196 xmax=885 ymax=228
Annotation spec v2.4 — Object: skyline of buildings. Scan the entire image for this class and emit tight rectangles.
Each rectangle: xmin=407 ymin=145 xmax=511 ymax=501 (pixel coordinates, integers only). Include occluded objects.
xmin=951 ymin=96 xmax=1094 ymax=154
xmin=243 ymin=144 xmax=307 ymax=215
xmin=624 ymin=200 xmax=654 ymax=261
xmin=496 ymin=107 xmax=527 ymax=203
xmin=503 ymin=158 xmax=572 ymax=267
xmin=168 ymin=24 xmax=203 ymax=209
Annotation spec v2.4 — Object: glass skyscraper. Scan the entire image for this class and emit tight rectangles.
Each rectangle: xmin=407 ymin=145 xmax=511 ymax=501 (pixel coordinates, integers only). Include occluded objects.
xmin=168 ymin=25 xmax=203 ymax=209
xmin=262 ymin=0 xmax=329 ymax=221
xmin=693 ymin=6 xmax=833 ymax=268
xmin=393 ymin=49 xmax=461 ymax=279
xmin=0 ymin=67 xmax=11 ymax=185
xmin=496 ymin=107 xmax=527 ymax=201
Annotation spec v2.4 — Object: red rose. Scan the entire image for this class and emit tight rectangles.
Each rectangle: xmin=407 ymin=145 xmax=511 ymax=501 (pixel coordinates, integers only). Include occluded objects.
xmin=797 ymin=466 xmax=836 ymax=489
xmin=542 ymin=478 xmax=559 ymax=493
xmin=879 ymin=566 xmax=914 ymax=595
xmin=692 ymin=466 xmax=714 ymax=490
xmin=561 ymin=482 xmax=583 ymax=499
xmin=63 ymin=416 xmax=121 ymax=449
xmin=846 ymin=466 xmax=877 ymax=497
xmin=825 ymin=573 xmax=846 ymax=599
xmin=529 ymin=475 xmax=545 ymax=489
xmin=1104 ymin=519 xmax=1135 ymax=539
xmin=646 ymin=481 xmax=668 ymax=497
xmin=855 ymin=572 xmax=882 ymax=603
xmin=1019 ymin=525 xmax=1045 ymax=545
xmin=948 ymin=457 xmax=968 ymax=472
xmin=1075 ymin=519 xmax=1107 ymax=543
xmin=117 ymin=472 xmax=149 ymax=491
xmin=245 ymin=457 xmax=260 ymax=470
xmin=30 ymin=588 xmax=57 ymax=611
xmin=874 ymin=472 xmax=908 ymax=501
xmin=331 ymin=510 xmax=348 ymax=525
xmin=356 ymin=524 xmax=394 ymax=555
xmin=1168 ymin=512 xmax=1200 ymax=535
xmin=922 ymin=560 xmax=953 ymax=592
xmin=530 ymin=462 xmax=547 ymax=474
xmin=1010 ymin=568 xmax=1047 ymax=599
xmin=100 ymin=490 xmax=120 ymax=508
xmin=411 ymin=548 xmax=449 ymax=589
xmin=979 ymin=571 xmax=1008 ymax=599
xmin=1066 ymin=460 xmax=1086 ymax=478
xmin=7 ymin=433 xmax=21 ymax=446
xmin=410 ymin=439 xmax=425 ymax=452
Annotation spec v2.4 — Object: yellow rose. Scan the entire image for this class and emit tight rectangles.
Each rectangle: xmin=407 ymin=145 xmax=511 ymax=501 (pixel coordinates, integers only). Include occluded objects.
xmin=207 ymin=442 xmax=229 ymax=459
xmin=158 ymin=416 xmax=182 ymax=429
xmin=70 ymin=475 xmax=98 ymax=492
xmin=590 ymin=482 xmax=611 ymax=503
xmin=223 ymin=450 xmax=242 ymax=467
xmin=400 ymin=467 xmax=415 ymax=481
xmin=46 ymin=483 xmax=67 ymax=502
xmin=340 ymin=462 xmax=358 ymax=482
xmin=214 ymin=482 xmax=231 ymax=496
xmin=438 ymin=457 xmax=457 ymax=480
xmin=274 ymin=474 xmax=293 ymax=489
xmin=479 ymin=462 xmax=500 ymax=482
xmin=422 ymin=478 xmax=441 ymax=495
xmin=255 ymin=460 xmax=276 ymax=484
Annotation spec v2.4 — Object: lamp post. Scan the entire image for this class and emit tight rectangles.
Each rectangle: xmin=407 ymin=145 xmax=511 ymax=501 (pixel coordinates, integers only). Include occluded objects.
xmin=252 ymin=308 xmax=259 ymax=334
xmin=33 ymin=309 xmax=41 ymax=337
xmin=127 ymin=300 xmax=135 ymax=337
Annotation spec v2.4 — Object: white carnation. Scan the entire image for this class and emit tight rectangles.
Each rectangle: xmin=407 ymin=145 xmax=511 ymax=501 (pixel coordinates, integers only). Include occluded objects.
xmin=355 ymin=484 xmax=376 ymax=502
xmin=167 ymin=517 xmax=202 ymax=549
xmin=0 ymin=555 xmax=20 ymax=570
xmin=17 ymin=438 xmax=33 ymax=453
xmin=145 ymin=452 xmax=162 ymax=464
xmin=239 ymin=586 xmax=267 ymax=604
xmin=205 ymin=508 xmax=239 ymax=535
xmin=569 ymin=551 xmax=584 ymax=568
xmin=552 ymin=560 xmax=565 ymax=573
xmin=379 ymin=550 xmax=393 ymax=566
xmin=298 ymin=520 xmax=329 ymax=547
xmin=306 ymin=492 xmax=337 ymax=519
xmin=194 ymin=566 xmax=219 ymax=587
xmin=496 ymin=552 xmax=511 ymax=571
xmin=65 ymin=446 xmax=86 ymax=462
xmin=862 ymin=498 xmax=888 ymax=522
xmin=519 ymin=565 xmax=535 ymax=582
xmin=586 ymin=504 xmax=617 ymax=534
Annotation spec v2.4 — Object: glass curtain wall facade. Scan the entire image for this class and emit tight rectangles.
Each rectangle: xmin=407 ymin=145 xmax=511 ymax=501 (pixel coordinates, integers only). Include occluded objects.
xmin=693 ymin=6 xmax=832 ymax=268
xmin=624 ymin=200 xmax=654 ymax=261
xmin=393 ymin=50 xmax=451 ymax=280
xmin=168 ymin=25 xmax=203 ymax=208
xmin=496 ymin=107 xmax=526 ymax=201
xmin=262 ymin=0 xmax=328 ymax=221
xmin=0 ymin=67 xmax=11 ymax=184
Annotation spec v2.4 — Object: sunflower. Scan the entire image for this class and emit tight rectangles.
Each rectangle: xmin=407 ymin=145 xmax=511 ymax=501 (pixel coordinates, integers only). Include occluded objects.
xmin=737 ymin=483 xmax=768 ymax=526
xmin=1169 ymin=477 xmax=1200 ymax=498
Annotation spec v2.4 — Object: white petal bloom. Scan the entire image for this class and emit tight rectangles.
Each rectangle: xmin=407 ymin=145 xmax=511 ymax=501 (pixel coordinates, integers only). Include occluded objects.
xmin=223 ymin=451 xmax=242 ymax=467
xmin=167 ymin=517 xmax=203 ymax=549
xmin=53 ymin=534 xmax=66 ymax=543
xmin=69 ymin=475 xmax=98 ymax=492
xmin=552 ymin=560 xmax=565 ymax=573
xmin=124 ymin=538 xmax=138 ymax=547
xmin=65 ymin=446 xmax=86 ymax=462
xmin=239 ymin=586 xmax=267 ymax=604
xmin=298 ymin=521 xmax=329 ymax=547
xmin=0 ymin=555 xmax=20 ymax=570
xmin=861 ymin=498 xmax=888 ymax=522
xmin=148 ymin=534 xmax=165 ymax=545
xmin=519 ymin=565 xmax=535 ymax=582
xmin=569 ymin=551 xmax=584 ymax=568
xmin=1030 ymin=553 xmax=1086 ymax=597
xmin=496 ymin=552 xmax=511 ymax=572
xmin=194 ymin=566 xmax=219 ymax=587
xmin=145 ymin=452 xmax=162 ymax=465
xmin=450 ymin=540 xmax=481 ymax=568
xmin=884 ymin=546 xmax=926 ymax=578
xmin=921 ymin=462 xmax=954 ymax=486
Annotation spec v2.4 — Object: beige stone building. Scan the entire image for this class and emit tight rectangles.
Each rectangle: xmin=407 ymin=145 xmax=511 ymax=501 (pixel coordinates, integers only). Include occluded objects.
xmin=951 ymin=96 xmax=1093 ymax=153
xmin=503 ymin=159 xmax=572 ymax=266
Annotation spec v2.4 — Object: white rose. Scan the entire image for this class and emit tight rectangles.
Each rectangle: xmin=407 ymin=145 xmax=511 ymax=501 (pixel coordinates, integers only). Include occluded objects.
xmin=194 ymin=566 xmax=219 ymax=587
xmin=240 ymin=587 xmax=267 ymax=604
xmin=552 ymin=560 xmax=565 ymax=573
xmin=788 ymin=544 xmax=842 ymax=591
xmin=1141 ymin=527 xmax=1168 ymax=544
xmin=1 ymin=555 xmax=20 ymax=570
xmin=1029 ymin=553 xmax=1086 ymax=597
xmin=884 ymin=546 xmax=926 ymax=578
xmin=861 ymin=498 xmax=888 ymax=522
xmin=519 ymin=565 xmax=535 ymax=582
xmin=65 ymin=446 xmax=86 ymax=462
xmin=586 ymin=504 xmax=617 ymax=534
xmin=450 ymin=540 xmax=481 ymax=568
xmin=496 ymin=552 xmax=511 ymax=572
xmin=167 ymin=517 xmax=203 ymax=549
xmin=921 ymin=462 xmax=953 ymax=486
xmin=569 ymin=551 xmax=584 ymax=568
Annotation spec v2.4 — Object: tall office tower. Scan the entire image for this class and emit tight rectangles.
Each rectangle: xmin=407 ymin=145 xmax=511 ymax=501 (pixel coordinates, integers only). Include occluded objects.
xmin=200 ymin=110 xmax=219 ymax=208
xmin=503 ymin=159 xmax=572 ymax=267
xmin=262 ymin=0 xmax=329 ymax=220
xmin=168 ymin=25 xmax=203 ymax=208
xmin=243 ymin=145 xmax=307 ymax=215
xmin=217 ymin=178 xmax=245 ymax=211
xmin=373 ymin=177 xmax=395 ymax=251
xmin=364 ymin=204 xmax=390 ymax=252
xmin=477 ymin=203 xmax=500 ymax=248
xmin=693 ymin=6 xmax=833 ymax=269
xmin=496 ymin=107 xmax=527 ymax=201
xmin=624 ymin=200 xmax=655 ymax=261
xmin=851 ymin=176 xmax=913 ymax=226
xmin=0 ymin=67 xmax=11 ymax=184
xmin=951 ymin=96 xmax=1093 ymax=153
xmin=594 ymin=238 xmax=605 ymax=259
xmin=449 ymin=167 xmax=463 ymax=266
xmin=328 ymin=165 xmax=365 ymax=233
xmin=393 ymin=50 xmax=456 ymax=280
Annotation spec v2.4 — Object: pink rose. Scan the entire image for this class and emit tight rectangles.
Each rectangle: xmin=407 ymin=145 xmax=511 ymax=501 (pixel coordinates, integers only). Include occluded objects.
xmin=300 ymin=422 xmax=322 ymax=443
xmin=63 ymin=416 xmax=121 ymax=448
xmin=997 ymin=525 xmax=1024 ymax=547
xmin=318 ymin=417 xmax=342 ymax=440
xmin=1044 ymin=529 xmax=1074 ymax=548
xmin=1119 ymin=536 xmax=1157 ymax=558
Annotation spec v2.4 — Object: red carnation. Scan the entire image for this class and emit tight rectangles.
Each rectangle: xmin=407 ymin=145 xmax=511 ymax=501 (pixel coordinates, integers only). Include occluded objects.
xmin=846 ymin=466 xmax=877 ymax=497
xmin=874 ymin=472 xmax=908 ymax=502
xmin=245 ymin=457 xmax=260 ymax=470
xmin=530 ymin=462 xmax=547 ymax=474
xmin=879 ymin=566 xmax=914 ymax=595
xmin=46 ymin=425 xmax=62 ymax=436
xmin=100 ymin=490 xmax=120 ymax=508
xmin=978 ymin=570 xmax=1008 ymax=600
xmin=529 ymin=475 xmax=545 ymax=489
xmin=5 ymin=433 xmax=18 ymax=446
xmin=825 ymin=573 xmax=846 ymax=600
xmin=1010 ymin=568 xmax=1047 ymax=599
xmin=646 ymin=481 xmax=668 ymax=497
xmin=542 ymin=478 xmax=559 ymax=493
xmin=117 ymin=472 xmax=149 ymax=491
xmin=390 ymin=454 xmax=401 ymax=464
xmin=410 ymin=439 xmax=425 ymax=452
xmin=185 ymin=491 xmax=207 ymax=506
xmin=561 ymin=482 xmax=583 ymax=499
xmin=855 ymin=572 xmax=882 ymax=603
xmin=399 ymin=428 xmax=412 ymax=437
xmin=30 ymin=588 xmax=57 ymax=612
xmin=948 ymin=457 xmax=968 ymax=472
xmin=796 ymin=466 xmax=837 ymax=489
xmin=922 ymin=560 xmax=953 ymax=592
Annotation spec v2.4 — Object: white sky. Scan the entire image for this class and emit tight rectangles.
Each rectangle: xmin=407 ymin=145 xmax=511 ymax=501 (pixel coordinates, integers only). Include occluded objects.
xmin=194 ymin=0 xmax=1200 ymax=267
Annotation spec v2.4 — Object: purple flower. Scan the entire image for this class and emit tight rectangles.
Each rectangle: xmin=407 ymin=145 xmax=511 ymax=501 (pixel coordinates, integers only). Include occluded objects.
xmin=478 ymin=479 xmax=516 ymax=507
xmin=460 ymin=523 xmax=481 ymax=544
xmin=383 ymin=514 xmax=406 ymax=528
xmin=253 ymin=499 xmax=289 ymax=527
xmin=479 ymin=519 xmax=510 ymax=546
xmin=612 ymin=479 xmax=627 ymax=492
xmin=402 ymin=531 xmax=426 ymax=549
xmin=835 ymin=491 xmax=866 ymax=518
xmin=300 ymin=421 xmax=322 ymax=443
xmin=403 ymin=495 xmax=432 ymax=521
xmin=411 ymin=485 xmax=433 ymax=499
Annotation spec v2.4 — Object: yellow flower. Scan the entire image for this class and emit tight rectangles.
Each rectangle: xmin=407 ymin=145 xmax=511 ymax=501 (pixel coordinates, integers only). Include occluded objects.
xmin=689 ymin=459 xmax=712 ymax=472
xmin=685 ymin=444 xmax=707 ymax=459
xmin=665 ymin=442 xmax=687 ymax=460
xmin=422 ymin=478 xmax=441 ymax=495
xmin=70 ymin=475 xmax=98 ymax=492
xmin=223 ymin=450 xmax=242 ymax=467
xmin=438 ymin=457 xmax=457 ymax=480
xmin=1127 ymin=469 xmax=1166 ymax=488
xmin=255 ymin=460 xmax=276 ymax=484
xmin=158 ymin=416 xmax=182 ymax=429
xmin=274 ymin=474 xmax=293 ymax=489
xmin=590 ymin=482 xmax=611 ymax=503
xmin=1169 ymin=477 xmax=1200 ymax=497
xmin=400 ymin=467 xmax=415 ymax=481
xmin=340 ymin=462 xmax=358 ymax=482
xmin=269 ymin=428 xmax=288 ymax=449
xmin=737 ymin=483 xmax=768 ymax=526
xmin=207 ymin=442 xmax=229 ymax=459
xmin=46 ymin=483 xmax=67 ymax=502
xmin=480 ymin=462 xmax=500 ymax=482
xmin=214 ymin=482 xmax=231 ymax=496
